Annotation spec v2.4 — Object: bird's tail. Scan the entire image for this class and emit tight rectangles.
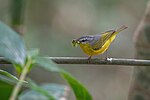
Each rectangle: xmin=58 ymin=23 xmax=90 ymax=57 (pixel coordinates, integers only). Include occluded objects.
xmin=116 ymin=25 xmax=128 ymax=33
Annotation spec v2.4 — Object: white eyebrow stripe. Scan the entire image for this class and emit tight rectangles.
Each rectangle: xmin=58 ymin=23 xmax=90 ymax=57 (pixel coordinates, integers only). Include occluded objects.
xmin=77 ymin=35 xmax=94 ymax=42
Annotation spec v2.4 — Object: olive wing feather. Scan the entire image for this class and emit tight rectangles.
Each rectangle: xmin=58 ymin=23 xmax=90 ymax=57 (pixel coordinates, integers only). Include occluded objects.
xmin=91 ymin=30 xmax=115 ymax=50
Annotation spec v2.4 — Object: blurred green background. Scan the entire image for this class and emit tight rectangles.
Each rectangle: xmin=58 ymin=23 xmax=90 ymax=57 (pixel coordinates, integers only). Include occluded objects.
xmin=0 ymin=0 xmax=147 ymax=99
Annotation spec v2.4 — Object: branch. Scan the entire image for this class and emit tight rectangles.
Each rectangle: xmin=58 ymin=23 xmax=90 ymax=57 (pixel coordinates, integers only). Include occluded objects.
xmin=0 ymin=57 xmax=150 ymax=66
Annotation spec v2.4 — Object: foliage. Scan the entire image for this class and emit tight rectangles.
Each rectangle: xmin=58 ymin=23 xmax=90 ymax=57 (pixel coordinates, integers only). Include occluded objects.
xmin=0 ymin=22 xmax=26 ymax=65
xmin=19 ymin=82 xmax=68 ymax=100
xmin=0 ymin=22 xmax=92 ymax=100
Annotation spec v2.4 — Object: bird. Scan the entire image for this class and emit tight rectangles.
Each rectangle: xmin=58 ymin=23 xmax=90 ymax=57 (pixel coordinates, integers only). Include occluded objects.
xmin=72 ymin=25 xmax=128 ymax=62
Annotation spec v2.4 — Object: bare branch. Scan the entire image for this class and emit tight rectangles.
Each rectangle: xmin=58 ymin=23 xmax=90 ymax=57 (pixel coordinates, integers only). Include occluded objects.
xmin=0 ymin=57 xmax=150 ymax=66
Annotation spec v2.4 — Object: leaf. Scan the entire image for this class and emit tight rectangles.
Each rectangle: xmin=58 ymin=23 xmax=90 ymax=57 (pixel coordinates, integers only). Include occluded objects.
xmin=13 ymin=49 xmax=38 ymax=74
xmin=13 ymin=63 xmax=23 ymax=75
xmin=0 ymin=22 xmax=26 ymax=65
xmin=0 ymin=69 xmax=18 ymax=81
xmin=27 ymin=48 xmax=39 ymax=72
xmin=27 ymin=48 xmax=39 ymax=60
xmin=0 ymin=74 xmax=18 ymax=85
xmin=0 ymin=70 xmax=28 ymax=85
xmin=0 ymin=80 xmax=13 ymax=100
xmin=40 ymin=83 xmax=68 ymax=98
xmin=35 ymin=57 xmax=92 ymax=100
xmin=61 ymin=71 xmax=92 ymax=100
xmin=0 ymin=73 xmax=28 ymax=100
xmin=19 ymin=82 xmax=68 ymax=100
xmin=28 ymin=79 xmax=56 ymax=100
xmin=35 ymin=57 xmax=61 ymax=72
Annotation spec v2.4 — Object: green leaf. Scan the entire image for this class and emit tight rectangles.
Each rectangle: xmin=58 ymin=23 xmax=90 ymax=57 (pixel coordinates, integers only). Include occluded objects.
xmin=0 ymin=69 xmax=18 ymax=81
xmin=0 ymin=80 xmax=13 ymax=100
xmin=19 ymin=82 xmax=68 ymax=100
xmin=13 ymin=49 xmax=39 ymax=74
xmin=35 ymin=57 xmax=92 ymax=100
xmin=0 ymin=73 xmax=27 ymax=100
xmin=28 ymin=79 xmax=56 ymax=100
xmin=27 ymin=48 xmax=39 ymax=60
xmin=0 ymin=74 xmax=18 ymax=85
xmin=0 ymin=22 xmax=26 ymax=65
xmin=35 ymin=57 xmax=61 ymax=72
xmin=61 ymin=71 xmax=92 ymax=100
xmin=0 ymin=69 xmax=28 ymax=85
xmin=27 ymin=48 xmax=39 ymax=72
xmin=40 ymin=83 xmax=68 ymax=98
xmin=13 ymin=63 xmax=23 ymax=75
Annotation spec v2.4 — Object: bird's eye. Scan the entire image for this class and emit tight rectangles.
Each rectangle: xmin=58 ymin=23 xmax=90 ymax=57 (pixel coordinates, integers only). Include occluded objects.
xmin=81 ymin=39 xmax=86 ymax=42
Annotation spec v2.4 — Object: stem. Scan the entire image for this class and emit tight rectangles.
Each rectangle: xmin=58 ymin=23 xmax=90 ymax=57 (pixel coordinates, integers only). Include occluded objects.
xmin=9 ymin=59 xmax=32 ymax=100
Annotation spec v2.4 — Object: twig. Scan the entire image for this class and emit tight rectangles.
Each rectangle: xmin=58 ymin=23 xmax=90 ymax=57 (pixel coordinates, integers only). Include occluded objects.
xmin=9 ymin=58 xmax=32 ymax=100
xmin=47 ymin=57 xmax=150 ymax=66
xmin=0 ymin=57 xmax=150 ymax=66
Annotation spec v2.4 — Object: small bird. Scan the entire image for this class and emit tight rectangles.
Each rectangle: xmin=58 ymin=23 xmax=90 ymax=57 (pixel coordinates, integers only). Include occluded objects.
xmin=72 ymin=25 xmax=128 ymax=61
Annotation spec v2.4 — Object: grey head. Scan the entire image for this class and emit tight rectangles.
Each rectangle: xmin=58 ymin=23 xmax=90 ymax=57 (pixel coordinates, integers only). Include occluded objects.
xmin=72 ymin=34 xmax=102 ymax=47
xmin=76 ymin=35 xmax=95 ymax=44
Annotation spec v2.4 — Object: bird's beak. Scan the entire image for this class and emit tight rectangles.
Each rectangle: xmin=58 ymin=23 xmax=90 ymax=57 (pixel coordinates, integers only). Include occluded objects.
xmin=77 ymin=41 xmax=80 ymax=44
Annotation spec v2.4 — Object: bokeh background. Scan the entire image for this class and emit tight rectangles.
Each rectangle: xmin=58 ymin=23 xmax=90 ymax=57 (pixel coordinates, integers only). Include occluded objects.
xmin=0 ymin=0 xmax=148 ymax=99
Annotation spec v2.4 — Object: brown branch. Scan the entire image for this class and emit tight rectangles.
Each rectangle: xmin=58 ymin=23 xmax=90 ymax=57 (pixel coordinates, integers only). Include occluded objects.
xmin=0 ymin=57 xmax=150 ymax=66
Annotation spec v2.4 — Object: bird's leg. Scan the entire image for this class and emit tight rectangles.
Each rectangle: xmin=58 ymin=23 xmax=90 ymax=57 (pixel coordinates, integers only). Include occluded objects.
xmin=106 ymin=50 xmax=108 ymax=58
xmin=105 ymin=50 xmax=108 ymax=60
xmin=88 ymin=56 xmax=91 ymax=63
xmin=101 ymin=50 xmax=108 ymax=60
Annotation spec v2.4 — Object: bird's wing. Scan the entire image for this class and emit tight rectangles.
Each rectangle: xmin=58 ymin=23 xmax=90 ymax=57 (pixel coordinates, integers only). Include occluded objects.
xmin=91 ymin=30 xmax=115 ymax=50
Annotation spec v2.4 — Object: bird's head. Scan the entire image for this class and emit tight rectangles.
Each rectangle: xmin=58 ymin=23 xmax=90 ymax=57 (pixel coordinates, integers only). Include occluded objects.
xmin=72 ymin=35 xmax=94 ymax=47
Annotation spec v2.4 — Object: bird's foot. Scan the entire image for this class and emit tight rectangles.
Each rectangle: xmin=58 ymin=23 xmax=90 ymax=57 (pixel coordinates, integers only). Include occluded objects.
xmin=87 ymin=56 xmax=92 ymax=64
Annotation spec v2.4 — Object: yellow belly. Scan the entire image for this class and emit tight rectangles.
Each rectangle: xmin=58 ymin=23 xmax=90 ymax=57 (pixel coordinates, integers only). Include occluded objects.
xmin=79 ymin=35 xmax=116 ymax=56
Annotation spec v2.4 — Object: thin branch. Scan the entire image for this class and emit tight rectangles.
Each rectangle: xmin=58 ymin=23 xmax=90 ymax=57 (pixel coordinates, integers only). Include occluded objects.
xmin=0 ymin=57 xmax=150 ymax=66
xmin=9 ymin=58 xmax=32 ymax=100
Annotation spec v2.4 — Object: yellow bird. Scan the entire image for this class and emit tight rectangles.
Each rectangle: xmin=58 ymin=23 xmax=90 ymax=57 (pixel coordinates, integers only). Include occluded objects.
xmin=72 ymin=25 xmax=128 ymax=60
